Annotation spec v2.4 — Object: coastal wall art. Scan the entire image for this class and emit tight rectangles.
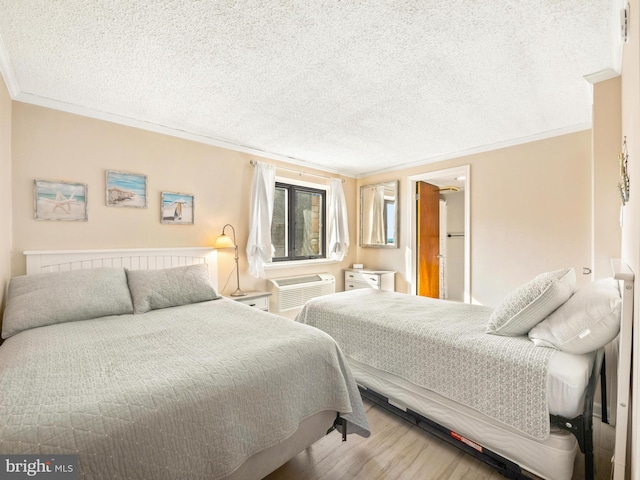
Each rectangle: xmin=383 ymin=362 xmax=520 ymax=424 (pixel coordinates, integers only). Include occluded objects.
xmin=106 ymin=170 xmax=147 ymax=208
xmin=34 ymin=179 xmax=88 ymax=221
xmin=161 ymin=192 xmax=194 ymax=225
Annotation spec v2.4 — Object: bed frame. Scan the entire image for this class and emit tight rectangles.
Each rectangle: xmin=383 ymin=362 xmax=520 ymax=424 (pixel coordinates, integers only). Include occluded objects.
xmin=359 ymin=349 xmax=604 ymax=480
xmin=611 ymin=259 xmax=634 ymax=480
xmin=357 ymin=261 xmax=634 ymax=480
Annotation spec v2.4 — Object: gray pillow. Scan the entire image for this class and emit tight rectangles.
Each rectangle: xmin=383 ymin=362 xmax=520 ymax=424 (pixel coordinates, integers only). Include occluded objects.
xmin=486 ymin=268 xmax=575 ymax=337
xmin=126 ymin=263 xmax=219 ymax=314
xmin=528 ymin=278 xmax=621 ymax=354
xmin=2 ymin=268 xmax=134 ymax=339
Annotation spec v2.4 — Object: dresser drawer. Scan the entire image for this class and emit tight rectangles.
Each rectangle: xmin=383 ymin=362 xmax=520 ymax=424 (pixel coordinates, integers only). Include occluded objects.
xmin=345 ymin=281 xmax=380 ymax=291
xmin=344 ymin=269 xmax=395 ymax=292
xmin=345 ymin=271 xmax=380 ymax=286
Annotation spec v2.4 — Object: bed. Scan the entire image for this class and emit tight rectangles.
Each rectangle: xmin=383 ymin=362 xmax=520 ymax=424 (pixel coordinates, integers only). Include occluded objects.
xmin=0 ymin=247 xmax=370 ymax=480
xmin=297 ymin=265 xmax=632 ymax=480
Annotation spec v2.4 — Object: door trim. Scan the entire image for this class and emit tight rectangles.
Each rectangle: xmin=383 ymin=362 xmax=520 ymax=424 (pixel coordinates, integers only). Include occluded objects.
xmin=407 ymin=165 xmax=471 ymax=302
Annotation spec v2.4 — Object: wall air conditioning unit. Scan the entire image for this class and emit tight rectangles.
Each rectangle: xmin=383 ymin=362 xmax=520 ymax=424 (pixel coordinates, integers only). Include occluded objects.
xmin=267 ymin=274 xmax=335 ymax=313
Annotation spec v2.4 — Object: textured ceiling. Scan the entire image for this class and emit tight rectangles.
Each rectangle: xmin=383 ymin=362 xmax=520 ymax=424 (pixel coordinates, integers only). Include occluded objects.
xmin=0 ymin=1 xmax=616 ymax=176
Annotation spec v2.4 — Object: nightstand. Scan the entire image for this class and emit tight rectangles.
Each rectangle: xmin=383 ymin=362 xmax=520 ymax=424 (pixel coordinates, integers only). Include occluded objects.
xmin=224 ymin=291 xmax=272 ymax=312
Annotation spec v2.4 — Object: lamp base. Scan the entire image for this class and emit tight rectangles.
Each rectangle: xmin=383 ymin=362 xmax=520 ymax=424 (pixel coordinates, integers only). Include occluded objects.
xmin=230 ymin=289 xmax=247 ymax=297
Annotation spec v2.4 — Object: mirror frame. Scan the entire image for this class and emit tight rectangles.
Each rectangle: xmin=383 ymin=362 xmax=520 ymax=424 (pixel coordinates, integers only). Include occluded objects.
xmin=359 ymin=180 xmax=399 ymax=248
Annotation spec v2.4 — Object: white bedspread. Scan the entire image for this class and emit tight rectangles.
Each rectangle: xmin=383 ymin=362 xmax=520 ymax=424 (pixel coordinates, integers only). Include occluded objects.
xmin=0 ymin=299 xmax=369 ymax=479
xmin=297 ymin=289 xmax=555 ymax=439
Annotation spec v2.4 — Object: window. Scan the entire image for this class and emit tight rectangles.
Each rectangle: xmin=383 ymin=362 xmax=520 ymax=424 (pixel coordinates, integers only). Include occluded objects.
xmin=271 ymin=182 xmax=326 ymax=261
xmin=385 ymin=199 xmax=395 ymax=244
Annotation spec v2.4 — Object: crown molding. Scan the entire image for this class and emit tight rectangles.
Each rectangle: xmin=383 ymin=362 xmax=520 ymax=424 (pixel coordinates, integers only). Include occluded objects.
xmin=14 ymin=92 xmax=358 ymax=178
xmin=357 ymin=124 xmax=592 ymax=178
xmin=583 ymin=68 xmax=620 ymax=84
xmin=15 ymin=91 xmax=592 ymax=181
xmin=0 ymin=32 xmax=19 ymax=98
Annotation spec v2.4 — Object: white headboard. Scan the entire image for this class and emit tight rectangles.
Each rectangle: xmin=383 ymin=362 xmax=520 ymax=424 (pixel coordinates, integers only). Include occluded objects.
xmin=24 ymin=247 xmax=218 ymax=290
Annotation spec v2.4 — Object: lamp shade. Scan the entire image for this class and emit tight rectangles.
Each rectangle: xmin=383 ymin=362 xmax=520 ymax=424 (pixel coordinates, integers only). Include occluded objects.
xmin=214 ymin=233 xmax=235 ymax=249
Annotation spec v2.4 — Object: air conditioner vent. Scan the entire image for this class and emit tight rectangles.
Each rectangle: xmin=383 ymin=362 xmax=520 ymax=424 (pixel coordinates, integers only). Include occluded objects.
xmin=273 ymin=275 xmax=323 ymax=287
xmin=267 ymin=273 xmax=335 ymax=313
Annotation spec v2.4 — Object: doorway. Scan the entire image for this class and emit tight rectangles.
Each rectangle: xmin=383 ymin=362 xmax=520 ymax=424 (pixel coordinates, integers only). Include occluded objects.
xmin=408 ymin=166 xmax=470 ymax=303
xmin=416 ymin=181 xmax=440 ymax=297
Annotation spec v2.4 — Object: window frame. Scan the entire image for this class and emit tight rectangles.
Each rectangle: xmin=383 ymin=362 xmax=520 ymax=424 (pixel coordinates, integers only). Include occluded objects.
xmin=271 ymin=179 xmax=327 ymax=262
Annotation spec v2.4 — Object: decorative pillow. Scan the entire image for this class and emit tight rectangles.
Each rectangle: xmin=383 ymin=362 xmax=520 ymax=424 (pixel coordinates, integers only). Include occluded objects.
xmin=126 ymin=263 xmax=219 ymax=314
xmin=486 ymin=268 xmax=575 ymax=337
xmin=528 ymin=278 xmax=621 ymax=354
xmin=2 ymin=268 xmax=134 ymax=339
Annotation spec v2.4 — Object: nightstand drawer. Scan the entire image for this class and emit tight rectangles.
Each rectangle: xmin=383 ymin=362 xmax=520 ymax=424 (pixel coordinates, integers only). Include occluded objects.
xmin=225 ymin=292 xmax=271 ymax=311
xmin=235 ymin=295 xmax=269 ymax=310
xmin=345 ymin=282 xmax=380 ymax=291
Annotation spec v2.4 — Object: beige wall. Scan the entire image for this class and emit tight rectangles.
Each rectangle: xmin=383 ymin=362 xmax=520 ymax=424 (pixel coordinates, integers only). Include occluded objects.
xmin=7 ymin=96 xmax=602 ymax=311
xmin=0 ymin=74 xmax=11 ymax=321
xmin=358 ymin=131 xmax=592 ymax=306
xmin=10 ymin=102 xmax=357 ymax=295
xmin=620 ymin=0 xmax=640 ymax=474
xmin=592 ymin=76 xmax=622 ymax=280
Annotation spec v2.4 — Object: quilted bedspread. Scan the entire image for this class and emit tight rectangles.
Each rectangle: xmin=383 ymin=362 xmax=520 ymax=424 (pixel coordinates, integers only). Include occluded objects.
xmin=0 ymin=299 xmax=369 ymax=479
xmin=297 ymin=289 xmax=555 ymax=439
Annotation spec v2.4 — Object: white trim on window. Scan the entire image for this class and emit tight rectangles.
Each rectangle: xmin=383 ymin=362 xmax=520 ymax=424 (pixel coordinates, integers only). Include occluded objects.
xmin=275 ymin=176 xmax=329 ymax=191
xmin=264 ymin=258 xmax=339 ymax=269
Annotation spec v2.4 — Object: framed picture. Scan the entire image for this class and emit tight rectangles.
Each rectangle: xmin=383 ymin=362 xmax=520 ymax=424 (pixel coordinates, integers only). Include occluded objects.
xmin=161 ymin=192 xmax=194 ymax=225
xmin=106 ymin=170 xmax=147 ymax=208
xmin=34 ymin=179 xmax=88 ymax=221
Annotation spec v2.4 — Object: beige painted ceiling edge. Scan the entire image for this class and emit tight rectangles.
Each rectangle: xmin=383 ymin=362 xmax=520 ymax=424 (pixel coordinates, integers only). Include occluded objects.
xmin=0 ymin=1 xmax=624 ymax=177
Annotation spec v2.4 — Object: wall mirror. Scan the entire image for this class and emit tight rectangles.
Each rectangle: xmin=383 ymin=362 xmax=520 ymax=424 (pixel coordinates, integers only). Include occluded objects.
xmin=360 ymin=180 xmax=399 ymax=248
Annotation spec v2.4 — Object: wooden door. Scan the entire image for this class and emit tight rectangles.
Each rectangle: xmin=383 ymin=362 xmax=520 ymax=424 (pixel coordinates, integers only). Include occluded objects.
xmin=417 ymin=181 xmax=440 ymax=298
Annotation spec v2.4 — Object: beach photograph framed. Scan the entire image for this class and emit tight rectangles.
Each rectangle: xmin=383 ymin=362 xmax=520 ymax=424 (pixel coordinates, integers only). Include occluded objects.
xmin=161 ymin=192 xmax=194 ymax=225
xmin=34 ymin=179 xmax=88 ymax=221
xmin=106 ymin=170 xmax=147 ymax=208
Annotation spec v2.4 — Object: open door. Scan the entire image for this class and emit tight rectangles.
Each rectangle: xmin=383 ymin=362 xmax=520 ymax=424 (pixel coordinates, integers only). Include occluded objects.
xmin=417 ymin=181 xmax=440 ymax=298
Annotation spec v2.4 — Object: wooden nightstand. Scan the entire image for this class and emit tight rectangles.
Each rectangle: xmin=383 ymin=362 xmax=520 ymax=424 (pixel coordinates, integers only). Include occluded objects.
xmin=224 ymin=291 xmax=272 ymax=312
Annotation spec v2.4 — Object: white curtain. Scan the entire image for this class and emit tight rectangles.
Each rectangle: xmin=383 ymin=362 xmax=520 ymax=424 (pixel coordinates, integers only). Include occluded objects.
xmin=439 ymin=199 xmax=448 ymax=300
xmin=371 ymin=185 xmax=385 ymax=244
xmin=327 ymin=178 xmax=350 ymax=261
xmin=246 ymin=162 xmax=275 ymax=278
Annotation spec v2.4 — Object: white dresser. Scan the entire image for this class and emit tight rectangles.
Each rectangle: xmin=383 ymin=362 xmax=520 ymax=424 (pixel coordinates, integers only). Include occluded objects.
xmin=344 ymin=269 xmax=395 ymax=292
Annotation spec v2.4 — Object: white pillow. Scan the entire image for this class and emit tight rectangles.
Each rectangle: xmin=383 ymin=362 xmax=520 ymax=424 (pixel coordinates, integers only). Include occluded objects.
xmin=486 ymin=268 xmax=575 ymax=337
xmin=528 ymin=278 xmax=621 ymax=354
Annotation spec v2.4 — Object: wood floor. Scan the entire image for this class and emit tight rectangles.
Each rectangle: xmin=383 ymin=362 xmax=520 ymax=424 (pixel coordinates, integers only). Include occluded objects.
xmin=265 ymin=400 xmax=615 ymax=480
